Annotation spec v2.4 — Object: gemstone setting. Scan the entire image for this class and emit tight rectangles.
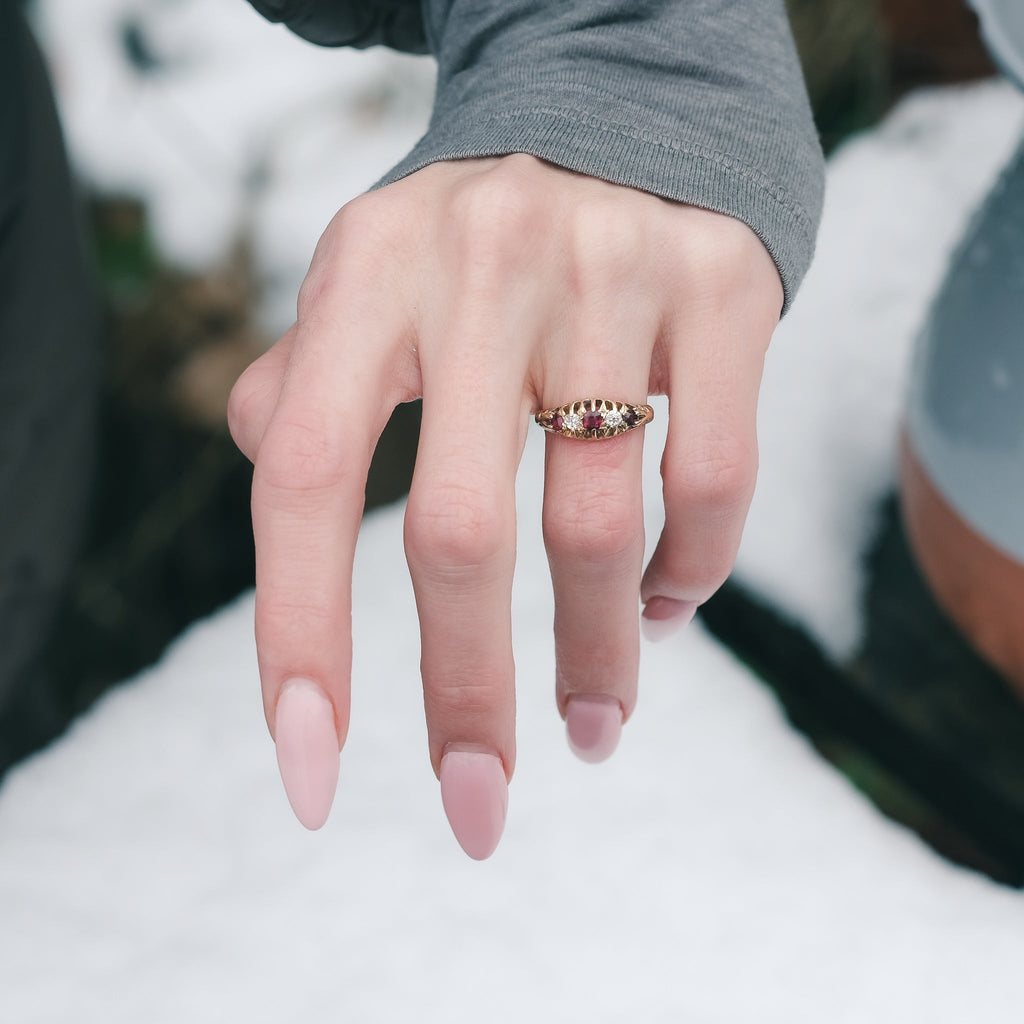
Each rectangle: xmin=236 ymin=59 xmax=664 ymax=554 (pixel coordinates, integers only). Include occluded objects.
xmin=535 ymin=399 xmax=652 ymax=440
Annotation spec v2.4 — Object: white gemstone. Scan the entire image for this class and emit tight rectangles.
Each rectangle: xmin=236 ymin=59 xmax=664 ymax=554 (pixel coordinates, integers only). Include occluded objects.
xmin=603 ymin=409 xmax=624 ymax=429
xmin=563 ymin=412 xmax=583 ymax=431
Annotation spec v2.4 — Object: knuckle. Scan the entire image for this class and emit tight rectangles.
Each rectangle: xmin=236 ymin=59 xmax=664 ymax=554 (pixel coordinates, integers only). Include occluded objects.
xmin=406 ymin=484 xmax=511 ymax=571
xmin=333 ymin=191 xmax=409 ymax=255
xmin=448 ymin=167 xmax=540 ymax=261
xmin=256 ymin=417 xmax=353 ymax=497
xmin=297 ymin=194 xmax=406 ymax=320
xmin=426 ymin=676 xmax=506 ymax=722
xmin=226 ymin=361 xmax=261 ymax=442
xmin=331 ymin=190 xmax=383 ymax=234
xmin=544 ymin=489 xmax=642 ymax=563
xmin=256 ymin=593 xmax=331 ymax=655
xmin=668 ymin=547 xmax=733 ymax=599
xmin=568 ymin=203 xmax=644 ymax=290
xmin=295 ymin=263 xmax=330 ymax=321
xmin=667 ymin=214 xmax=769 ymax=299
xmin=664 ymin=437 xmax=758 ymax=514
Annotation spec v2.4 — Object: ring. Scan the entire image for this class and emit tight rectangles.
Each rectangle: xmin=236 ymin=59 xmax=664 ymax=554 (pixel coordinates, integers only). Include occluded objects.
xmin=534 ymin=398 xmax=654 ymax=440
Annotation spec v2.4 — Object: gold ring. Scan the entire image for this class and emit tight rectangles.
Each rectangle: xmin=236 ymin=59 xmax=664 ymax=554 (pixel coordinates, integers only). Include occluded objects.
xmin=534 ymin=399 xmax=654 ymax=440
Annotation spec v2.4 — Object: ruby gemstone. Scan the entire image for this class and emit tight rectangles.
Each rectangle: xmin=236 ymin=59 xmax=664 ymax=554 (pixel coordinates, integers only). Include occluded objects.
xmin=582 ymin=409 xmax=604 ymax=431
xmin=552 ymin=413 xmax=564 ymax=431
xmin=623 ymin=407 xmax=638 ymax=427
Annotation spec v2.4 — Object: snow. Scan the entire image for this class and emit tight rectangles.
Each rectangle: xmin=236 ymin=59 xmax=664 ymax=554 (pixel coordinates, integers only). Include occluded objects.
xmin=7 ymin=1 xmax=1024 ymax=1019
xmin=33 ymin=0 xmax=435 ymax=332
xmin=736 ymin=82 xmax=1024 ymax=655
xmin=6 ymin=528 xmax=1024 ymax=1021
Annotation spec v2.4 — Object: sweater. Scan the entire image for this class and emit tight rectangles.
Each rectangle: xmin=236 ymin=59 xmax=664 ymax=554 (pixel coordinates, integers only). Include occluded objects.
xmin=247 ymin=0 xmax=825 ymax=310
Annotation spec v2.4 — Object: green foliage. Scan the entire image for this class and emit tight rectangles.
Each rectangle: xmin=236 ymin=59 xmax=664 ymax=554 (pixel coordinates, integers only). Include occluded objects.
xmin=786 ymin=0 xmax=891 ymax=152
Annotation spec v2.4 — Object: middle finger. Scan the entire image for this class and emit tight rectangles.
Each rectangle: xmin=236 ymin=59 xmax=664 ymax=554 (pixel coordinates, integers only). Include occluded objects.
xmin=404 ymin=306 xmax=535 ymax=860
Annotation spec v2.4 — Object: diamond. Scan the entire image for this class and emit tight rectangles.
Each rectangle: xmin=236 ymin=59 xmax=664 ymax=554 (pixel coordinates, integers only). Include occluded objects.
xmin=603 ymin=409 xmax=624 ymax=429
xmin=563 ymin=412 xmax=583 ymax=431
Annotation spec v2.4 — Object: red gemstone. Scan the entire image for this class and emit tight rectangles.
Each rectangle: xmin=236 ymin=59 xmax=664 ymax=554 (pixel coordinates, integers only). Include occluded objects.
xmin=623 ymin=407 xmax=638 ymax=427
xmin=582 ymin=409 xmax=604 ymax=431
xmin=552 ymin=413 xmax=564 ymax=431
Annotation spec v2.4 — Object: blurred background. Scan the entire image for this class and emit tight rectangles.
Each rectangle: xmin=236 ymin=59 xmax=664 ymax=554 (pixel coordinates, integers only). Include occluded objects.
xmin=11 ymin=0 xmax=1020 ymax=877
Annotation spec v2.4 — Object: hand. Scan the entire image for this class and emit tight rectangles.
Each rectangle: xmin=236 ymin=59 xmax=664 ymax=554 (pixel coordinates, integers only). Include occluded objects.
xmin=228 ymin=154 xmax=783 ymax=858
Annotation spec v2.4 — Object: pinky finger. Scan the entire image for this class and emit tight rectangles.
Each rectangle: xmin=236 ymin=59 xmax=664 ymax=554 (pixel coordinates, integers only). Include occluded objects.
xmin=641 ymin=309 xmax=771 ymax=638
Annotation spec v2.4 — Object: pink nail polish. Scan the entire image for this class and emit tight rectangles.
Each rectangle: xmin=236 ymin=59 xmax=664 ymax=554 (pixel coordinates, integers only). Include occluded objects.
xmin=274 ymin=678 xmax=340 ymax=831
xmin=439 ymin=750 xmax=508 ymax=860
xmin=641 ymin=597 xmax=698 ymax=642
xmin=565 ymin=695 xmax=622 ymax=764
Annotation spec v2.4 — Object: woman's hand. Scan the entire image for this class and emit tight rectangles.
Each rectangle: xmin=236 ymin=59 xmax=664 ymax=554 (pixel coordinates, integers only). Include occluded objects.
xmin=228 ymin=154 xmax=783 ymax=858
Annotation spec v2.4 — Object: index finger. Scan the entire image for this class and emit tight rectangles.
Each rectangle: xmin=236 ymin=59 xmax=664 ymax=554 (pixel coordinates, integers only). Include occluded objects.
xmin=251 ymin=305 xmax=406 ymax=828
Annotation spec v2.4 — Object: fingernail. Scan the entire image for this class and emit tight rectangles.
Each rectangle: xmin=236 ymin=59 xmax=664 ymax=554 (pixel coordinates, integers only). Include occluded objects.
xmin=566 ymin=695 xmax=623 ymax=764
xmin=641 ymin=597 xmax=698 ymax=642
xmin=274 ymin=677 xmax=340 ymax=830
xmin=439 ymin=750 xmax=508 ymax=860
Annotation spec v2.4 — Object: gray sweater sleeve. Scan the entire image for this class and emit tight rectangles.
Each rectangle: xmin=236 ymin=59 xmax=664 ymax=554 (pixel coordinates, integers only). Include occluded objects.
xmin=247 ymin=0 xmax=824 ymax=311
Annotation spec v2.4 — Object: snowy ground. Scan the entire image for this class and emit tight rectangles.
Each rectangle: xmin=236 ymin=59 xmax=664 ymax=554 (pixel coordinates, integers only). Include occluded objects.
xmin=6 ymin=1 xmax=1024 ymax=1020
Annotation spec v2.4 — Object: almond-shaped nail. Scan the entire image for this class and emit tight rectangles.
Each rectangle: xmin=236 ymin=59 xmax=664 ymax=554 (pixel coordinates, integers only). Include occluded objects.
xmin=641 ymin=597 xmax=698 ymax=642
xmin=439 ymin=750 xmax=508 ymax=860
xmin=566 ymin=694 xmax=623 ymax=764
xmin=274 ymin=677 xmax=339 ymax=830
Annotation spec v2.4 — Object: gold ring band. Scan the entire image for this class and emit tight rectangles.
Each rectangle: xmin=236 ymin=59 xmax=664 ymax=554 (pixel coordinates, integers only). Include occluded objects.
xmin=534 ymin=399 xmax=654 ymax=440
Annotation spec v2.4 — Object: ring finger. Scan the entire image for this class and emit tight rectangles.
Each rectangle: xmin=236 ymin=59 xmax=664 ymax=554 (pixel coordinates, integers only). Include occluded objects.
xmin=541 ymin=323 xmax=657 ymax=763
